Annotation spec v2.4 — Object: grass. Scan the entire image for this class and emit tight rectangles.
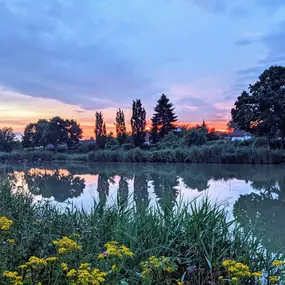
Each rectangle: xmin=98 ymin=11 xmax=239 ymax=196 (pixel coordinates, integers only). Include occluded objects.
xmin=1 ymin=143 xmax=285 ymax=164
xmin=0 ymin=181 xmax=284 ymax=284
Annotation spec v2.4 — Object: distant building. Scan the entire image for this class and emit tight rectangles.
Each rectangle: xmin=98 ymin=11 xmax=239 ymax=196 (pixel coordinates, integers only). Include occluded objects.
xmin=229 ymin=129 xmax=252 ymax=141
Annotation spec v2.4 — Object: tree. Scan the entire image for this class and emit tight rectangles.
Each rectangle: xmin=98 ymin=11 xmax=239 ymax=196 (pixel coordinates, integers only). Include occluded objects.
xmin=151 ymin=94 xmax=177 ymax=141
xmin=66 ymin=119 xmax=83 ymax=147
xmin=116 ymin=109 xmax=127 ymax=146
xmin=97 ymin=173 xmax=110 ymax=207
xmin=45 ymin=116 xmax=68 ymax=148
xmin=131 ymin=99 xmax=146 ymax=146
xmin=22 ymin=123 xmax=37 ymax=148
xmin=95 ymin=112 xmax=107 ymax=149
xmin=231 ymin=66 xmax=285 ymax=147
xmin=0 ymin=127 xmax=16 ymax=152
xmin=22 ymin=117 xmax=82 ymax=149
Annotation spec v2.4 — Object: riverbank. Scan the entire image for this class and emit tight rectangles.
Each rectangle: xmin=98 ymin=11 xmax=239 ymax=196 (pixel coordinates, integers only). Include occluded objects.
xmin=0 ymin=181 xmax=284 ymax=284
xmin=1 ymin=144 xmax=285 ymax=164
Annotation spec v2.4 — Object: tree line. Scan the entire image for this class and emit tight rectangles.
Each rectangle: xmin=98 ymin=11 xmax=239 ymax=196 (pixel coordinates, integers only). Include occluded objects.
xmin=95 ymin=93 xmax=178 ymax=148
xmin=1 ymin=65 xmax=285 ymax=152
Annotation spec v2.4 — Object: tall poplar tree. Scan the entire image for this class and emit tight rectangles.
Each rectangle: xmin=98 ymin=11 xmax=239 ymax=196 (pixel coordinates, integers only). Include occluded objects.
xmin=95 ymin=112 xmax=107 ymax=149
xmin=131 ymin=99 xmax=146 ymax=146
xmin=115 ymin=108 xmax=127 ymax=145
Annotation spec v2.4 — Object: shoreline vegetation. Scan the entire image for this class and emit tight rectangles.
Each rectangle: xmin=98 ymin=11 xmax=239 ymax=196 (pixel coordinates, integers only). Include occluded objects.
xmin=1 ymin=181 xmax=285 ymax=284
xmin=1 ymin=141 xmax=285 ymax=164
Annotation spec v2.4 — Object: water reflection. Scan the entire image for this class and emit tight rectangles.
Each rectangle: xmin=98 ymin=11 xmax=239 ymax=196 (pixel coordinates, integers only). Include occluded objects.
xmin=234 ymin=175 xmax=285 ymax=253
xmin=2 ymin=163 xmax=285 ymax=239
xmin=24 ymin=169 xmax=86 ymax=202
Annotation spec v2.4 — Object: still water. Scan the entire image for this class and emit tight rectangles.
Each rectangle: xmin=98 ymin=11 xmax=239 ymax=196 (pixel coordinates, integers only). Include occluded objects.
xmin=1 ymin=162 xmax=285 ymax=252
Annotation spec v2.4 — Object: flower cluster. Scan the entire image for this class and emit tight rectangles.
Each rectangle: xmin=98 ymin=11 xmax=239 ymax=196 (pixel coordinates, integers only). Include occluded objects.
xmin=140 ymin=256 xmax=177 ymax=279
xmin=26 ymin=256 xmax=47 ymax=270
xmin=98 ymin=241 xmax=134 ymax=259
xmin=66 ymin=263 xmax=107 ymax=285
xmin=53 ymin=236 xmax=81 ymax=254
xmin=269 ymin=276 xmax=279 ymax=284
xmin=0 ymin=216 xmax=13 ymax=231
xmin=220 ymin=259 xmax=256 ymax=282
xmin=272 ymin=260 xmax=285 ymax=267
xmin=45 ymin=256 xmax=58 ymax=263
xmin=3 ymin=271 xmax=23 ymax=285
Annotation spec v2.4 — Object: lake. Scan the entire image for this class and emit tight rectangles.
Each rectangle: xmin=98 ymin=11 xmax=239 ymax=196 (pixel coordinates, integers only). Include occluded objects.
xmin=1 ymin=162 xmax=285 ymax=253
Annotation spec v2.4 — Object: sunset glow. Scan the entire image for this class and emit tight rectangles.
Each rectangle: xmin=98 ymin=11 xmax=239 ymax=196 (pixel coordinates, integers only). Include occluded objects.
xmin=0 ymin=0 xmax=283 ymax=137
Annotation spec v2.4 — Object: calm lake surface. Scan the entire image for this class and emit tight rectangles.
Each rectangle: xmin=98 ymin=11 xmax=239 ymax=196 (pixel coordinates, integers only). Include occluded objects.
xmin=1 ymin=162 xmax=285 ymax=252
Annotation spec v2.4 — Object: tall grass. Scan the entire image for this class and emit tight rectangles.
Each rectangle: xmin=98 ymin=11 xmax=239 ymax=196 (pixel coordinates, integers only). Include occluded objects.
xmin=0 ymin=181 xmax=283 ymax=284
xmin=1 ymin=143 xmax=285 ymax=164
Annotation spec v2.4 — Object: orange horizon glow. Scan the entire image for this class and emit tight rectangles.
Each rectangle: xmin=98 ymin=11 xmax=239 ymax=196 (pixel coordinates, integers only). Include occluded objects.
xmin=1 ymin=120 xmax=229 ymax=139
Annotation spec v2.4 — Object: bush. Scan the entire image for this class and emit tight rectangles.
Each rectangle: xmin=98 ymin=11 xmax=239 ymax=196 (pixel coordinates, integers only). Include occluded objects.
xmin=253 ymin=137 xmax=269 ymax=148
xmin=182 ymin=129 xmax=207 ymax=147
xmin=122 ymin=143 xmax=136 ymax=151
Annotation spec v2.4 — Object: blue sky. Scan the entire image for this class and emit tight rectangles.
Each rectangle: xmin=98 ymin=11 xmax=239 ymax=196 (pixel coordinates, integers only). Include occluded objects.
xmin=0 ymin=0 xmax=285 ymax=136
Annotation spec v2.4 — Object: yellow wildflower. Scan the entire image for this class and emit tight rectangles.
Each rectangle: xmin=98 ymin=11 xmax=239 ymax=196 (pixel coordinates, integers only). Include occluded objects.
xmin=7 ymin=239 xmax=15 ymax=244
xmin=67 ymin=269 xmax=77 ymax=278
xmin=79 ymin=263 xmax=91 ymax=270
xmin=272 ymin=260 xmax=285 ymax=267
xmin=26 ymin=256 xmax=47 ymax=270
xmin=232 ymin=277 xmax=238 ymax=281
xmin=0 ymin=216 xmax=13 ymax=231
xmin=66 ymin=267 xmax=107 ymax=284
xmin=53 ymin=236 xmax=81 ymax=254
xmin=18 ymin=265 xmax=27 ymax=271
xmin=269 ymin=276 xmax=279 ymax=283
xmin=46 ymin=256 xmax=57 ymax=263
xmin=218 ymin=276 xmax=224 ymax=279
xmin=61 ymin=263 xmax=69 ymax=271
xmin=37 ymin=283 xmax=42 ymax=285
xmin=177 ymin=281 xmax=184 ymax=285
xmin=99 ymin=241 xmax=134 ymax=259
xmin=111 ymin=264 xmax=118 ymax=271
xmin=252 ymin=271 xmax=262 ymax=278
xmin=3 ymin=271 xmax=23 ymax=285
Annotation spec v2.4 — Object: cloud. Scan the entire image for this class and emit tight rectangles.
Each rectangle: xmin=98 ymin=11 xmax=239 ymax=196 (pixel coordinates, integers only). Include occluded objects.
xmin=236 ymin=20 xmax=285 ymax=80
xmin=230 ymin=6 xmax=251 ymax=18
xmin=261 ymin=21 xmax=285 ymax=60
xmin=235 ymin=38 xmax=254 ymax=46
xmin=256 ymin=0 xmax=285 ymax=9
xmin=236 ymin=66 xmax=267 ymax=76
xmin=0 ymin=0 xmax=156 ymax=110
xmin=189 ymin=0 xmax=227 ymax=13
xmin=175 ymin=96 xmax=229 ymax=123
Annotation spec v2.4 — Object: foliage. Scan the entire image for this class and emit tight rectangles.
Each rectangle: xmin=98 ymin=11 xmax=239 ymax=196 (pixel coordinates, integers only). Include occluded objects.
xmin=151 ymin=94 xmax=178 ymax=142
xmin=22 ymin=118 xmax=82 ymax=149
xmin=95 ymin=112 xmax=107 ymax=149
xmin=131 ymin=99 xmax=146 ymax=147
xmin=0 ymin=181 xmax=284 ymax=284
xmin=182 ymin=128 xmax=207 ymax=147
xmin=0 ymin=127 xmax=16 ymax=152
xmin=115 ymin=109 xmax=127 ymax=146
xmin=231 ymin=65 xmax=285 ymax=147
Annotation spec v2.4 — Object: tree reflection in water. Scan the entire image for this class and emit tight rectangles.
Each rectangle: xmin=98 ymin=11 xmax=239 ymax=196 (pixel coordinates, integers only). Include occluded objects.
xmin=234 ymin=176 xmax=285 ymax=253
xmin=134 ymin=174 xmax=149 ymax=209
xmin=3 ymin=162 xmax=285 ymax=250
xmin=25 ymin=169 xmax=85 ymax=202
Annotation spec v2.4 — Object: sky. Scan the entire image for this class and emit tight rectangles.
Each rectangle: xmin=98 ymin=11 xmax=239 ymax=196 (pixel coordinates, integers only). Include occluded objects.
xmin=0 ymin=0 xmax=285 ymax=138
